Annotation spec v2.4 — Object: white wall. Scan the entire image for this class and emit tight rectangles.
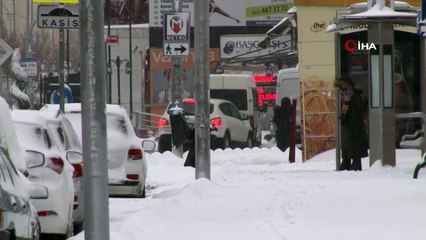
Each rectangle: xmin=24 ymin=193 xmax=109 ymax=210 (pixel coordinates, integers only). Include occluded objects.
xmin=108 ymin=24 xmax=149 ymax=116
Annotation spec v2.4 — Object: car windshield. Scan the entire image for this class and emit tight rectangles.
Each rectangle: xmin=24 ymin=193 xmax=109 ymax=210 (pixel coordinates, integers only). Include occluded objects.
xmin=63 ymin=113 xmax=83 ymax=143
xmin=46 ymin=120 xmax=81 ymax=152
xmin=14 ymin=122 xmax=52 ymax=150
xmin=210 ymin=89 xmax=248 ymax=110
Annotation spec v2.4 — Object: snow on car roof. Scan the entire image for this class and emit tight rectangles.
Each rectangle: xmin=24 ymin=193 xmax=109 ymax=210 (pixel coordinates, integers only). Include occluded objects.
xmin=0 ymin=97 xmax=27 ymax=172
xmin=41 ymin=103 xmax=129 ymax=116
xmin=11 ymin=109 xmax=49 ymax=126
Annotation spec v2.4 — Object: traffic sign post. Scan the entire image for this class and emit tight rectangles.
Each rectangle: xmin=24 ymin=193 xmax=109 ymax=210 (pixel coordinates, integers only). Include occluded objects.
xmin=163 ymin=42 xmax=190 ymax=56
xmin=163 ymin=12 xmax=191 ymax=42
xmin=163 ymin=2 xmax=191 ymax=157
xmin=21 ymin=57 xmax=38 ymax=77
xmin=162 ymin=10 xmax=191 ymax=57
xmin=38 ymin=5 xmax=80 ymax=29
xmin=0 ymin=39 xmax=13 ymax=67
xmin=106 ymin=35 xmax=119 ymax=46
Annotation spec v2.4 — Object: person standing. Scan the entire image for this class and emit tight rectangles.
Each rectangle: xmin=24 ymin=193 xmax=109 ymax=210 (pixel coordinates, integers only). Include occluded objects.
xmin=273 ymin=97 xmax=292 ymax=152
xmin=169 ymin=103 xmax=195 ymax=168
xmin=335 ymin=79 xmax=369 ymax=171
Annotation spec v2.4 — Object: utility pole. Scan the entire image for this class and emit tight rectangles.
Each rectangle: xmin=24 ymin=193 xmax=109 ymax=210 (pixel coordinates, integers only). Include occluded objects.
xmin=26 ymin=0 xmax=34 ymax=106
xmin=129 ymin=10 xmax=133 ymax=119
xmin=79 ymin=0 xmax=110 ymax=238
xmin=59 ymin=27 xmax=65 ymax=112
xmin=0 ymin=0 xmax=3 ymax=98
xmin=171 ymin=0 xmax=184 ymax=157
xmin=194 ymin=0 xmax=211 ymax=180
xmin=420 ymin=0 xmax=426 ymax=156
xmin=106 ymin=0 xmax=112 ymax=104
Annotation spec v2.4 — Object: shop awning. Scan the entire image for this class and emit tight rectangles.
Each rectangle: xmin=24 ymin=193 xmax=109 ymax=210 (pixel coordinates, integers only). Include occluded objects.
xmin=327 ymin=1 xmax=417 ymax=33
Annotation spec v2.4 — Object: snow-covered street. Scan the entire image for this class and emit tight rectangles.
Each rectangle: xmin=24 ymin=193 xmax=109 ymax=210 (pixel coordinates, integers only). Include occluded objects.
xmin=69 ymin=145 xmax=426 ymax=240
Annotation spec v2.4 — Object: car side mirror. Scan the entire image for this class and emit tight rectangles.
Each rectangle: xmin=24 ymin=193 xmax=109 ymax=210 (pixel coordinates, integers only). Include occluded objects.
xmin=66 ymin=151 xmax=83 ymax=164
xmin=25 ymin=150 xmax=45 ymax=169
xmin=142 ymin=140 xmax=156 ymax=153
xmin=240 ymin=113 xmax=250 ymax=121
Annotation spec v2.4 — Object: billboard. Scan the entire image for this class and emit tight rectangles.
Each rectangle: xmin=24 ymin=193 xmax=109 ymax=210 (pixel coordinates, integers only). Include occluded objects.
xmin=149 ymin=0 xmax=294 ymax=27
xmin=220 ymin=34 xmax=292 ymax=59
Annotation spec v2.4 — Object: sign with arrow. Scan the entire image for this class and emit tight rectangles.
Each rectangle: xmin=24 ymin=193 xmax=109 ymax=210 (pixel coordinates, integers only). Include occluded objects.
xmin=163 ymin=42 xmax=190 ymax=56
xmin=0 ymin=39 xmax=13 ymax=67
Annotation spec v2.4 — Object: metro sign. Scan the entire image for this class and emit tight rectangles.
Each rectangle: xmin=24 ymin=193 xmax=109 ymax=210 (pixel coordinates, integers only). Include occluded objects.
xmin=163 ymin=12 xmax=190 ymax=42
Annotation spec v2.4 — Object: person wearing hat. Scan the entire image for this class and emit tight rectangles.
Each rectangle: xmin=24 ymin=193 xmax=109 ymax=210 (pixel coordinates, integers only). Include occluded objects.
xmin=169 ymin=103 xmax=191 ymax=153
xmin=335 ymin=78 xmax=369 ymax=171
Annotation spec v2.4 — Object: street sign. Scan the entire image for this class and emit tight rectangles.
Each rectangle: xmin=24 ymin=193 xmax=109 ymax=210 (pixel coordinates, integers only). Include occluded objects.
xmin=106 ymin=35 xmax=119 ymax=46
xmin=163 ymin=42 xmax=190 ymax=56
xmin=21 ymin=57 xmax=38 ymax=77
xmin=38 ymin=5 xmax=79 ymax=29
xmin=163 ymin=12 xmax=191 ymax=42
xmin=0 ymin=39 xmax=13 ymax=67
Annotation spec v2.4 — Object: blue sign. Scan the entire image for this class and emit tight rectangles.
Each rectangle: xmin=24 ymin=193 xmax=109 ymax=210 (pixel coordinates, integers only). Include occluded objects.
xmin=51 ymin=87 xmax=73 ymax=104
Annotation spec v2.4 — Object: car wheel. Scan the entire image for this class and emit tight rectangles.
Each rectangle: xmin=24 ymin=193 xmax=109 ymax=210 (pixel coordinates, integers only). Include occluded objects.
xmin=65 ymin=220 xmax=74 ymax=239
xmin=141 ymin=187 xmax=146 ymax=198
xmin=33 ymin=221 xmax=41 ymax=240
xmin=158 ymin=135 xmax=171 ymax=153
xmin=246 ymin=133 xmax=254 ymax=148
xmin=73 ymin=221 xmax=84 ymax=236
xmin=222 ymin=133 xmax=231 ymax=149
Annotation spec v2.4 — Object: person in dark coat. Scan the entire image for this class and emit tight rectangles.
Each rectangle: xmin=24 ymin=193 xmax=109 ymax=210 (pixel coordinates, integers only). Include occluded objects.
xmin=183 ymin=128 xmax=195 ymax=168
xmin=273 ymin=97 xmax=292 ymax=152
xmin=335 ymin=79 xmax=369 ymax=171
xmin=169 ymin=103 xmax=196 ymax=168
xmin=169 ymin=105 xmax=190 ymax=150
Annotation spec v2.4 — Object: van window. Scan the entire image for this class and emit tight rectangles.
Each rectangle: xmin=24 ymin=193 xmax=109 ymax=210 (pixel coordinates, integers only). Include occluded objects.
xmin=252 ymin=89 xmax=259 ymax=110
xmin=210 ymin=89 xmax=248 ymax=111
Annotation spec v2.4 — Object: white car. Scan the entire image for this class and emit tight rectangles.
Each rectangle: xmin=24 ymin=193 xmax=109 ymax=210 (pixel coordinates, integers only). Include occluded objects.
xmin=0 ymin=97 xmax=47 ymax=240
xmin=41 ymin=103 xmax=155 ymax=198
xmin=0 ymin=146 xmax=47 ymax=240
xmin=38 ymin=110 xmax=85 ymax=234
xmin=12 ymin=110 xmax=78 ymax=238
xmin=157 ymin=98 xmax=253 ymax=151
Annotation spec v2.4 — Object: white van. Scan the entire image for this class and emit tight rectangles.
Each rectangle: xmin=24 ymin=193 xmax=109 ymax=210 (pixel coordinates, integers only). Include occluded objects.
xmin=210 ymin=74 xmax=262 ymax=145
xmin=274 ymin=67 xmax=301 ymax=144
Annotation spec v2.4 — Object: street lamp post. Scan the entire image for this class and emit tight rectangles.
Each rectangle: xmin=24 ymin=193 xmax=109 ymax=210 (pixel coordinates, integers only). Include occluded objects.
xmin=108 ymin=56 xmax=130 ymax=106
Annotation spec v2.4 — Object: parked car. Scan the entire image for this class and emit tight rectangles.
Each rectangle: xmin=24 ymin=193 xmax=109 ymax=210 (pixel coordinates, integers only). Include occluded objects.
xmin=157 ymin=98 xmax=253 ymax=152
xmin=0 ymin=146 xmax=48 ymax=240
xmin=0 ymin=96 xmax=47 ymax=240
xmin=40 ymin=103 xmax=156 ymax=198
xmin=11 ymin=110 xmax=79 ymax=238
xmin=210 ymin=74 xmax=262 ymax=145
xmin=37 ymin=110 xmax=85 ymax=234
